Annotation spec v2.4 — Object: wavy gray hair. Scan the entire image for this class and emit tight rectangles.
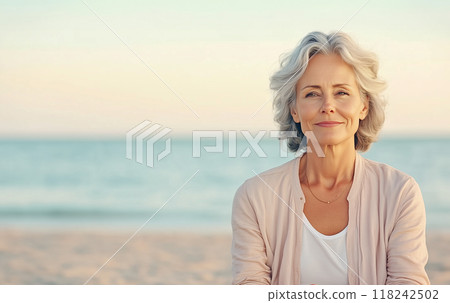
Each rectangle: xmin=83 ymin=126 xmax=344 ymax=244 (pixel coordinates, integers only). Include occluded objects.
xmin=270 ymin=31 xmax=387 ymax=152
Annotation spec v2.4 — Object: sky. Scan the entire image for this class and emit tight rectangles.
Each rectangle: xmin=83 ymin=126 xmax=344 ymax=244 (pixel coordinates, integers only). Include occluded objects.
xmin=1 ymin=0 xmax=449 ymax=138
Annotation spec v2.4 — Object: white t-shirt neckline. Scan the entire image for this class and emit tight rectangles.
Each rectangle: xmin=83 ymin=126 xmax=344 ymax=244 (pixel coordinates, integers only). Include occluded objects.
xmin=300 ymin=212 xmax=349 ymax=285
xmin=302 ymin=213 xmax=348 ymax=239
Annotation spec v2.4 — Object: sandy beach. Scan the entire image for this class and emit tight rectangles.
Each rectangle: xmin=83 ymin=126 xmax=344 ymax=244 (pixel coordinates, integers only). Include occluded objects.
xmin=0 ymin=229 xmax=448 ymax=285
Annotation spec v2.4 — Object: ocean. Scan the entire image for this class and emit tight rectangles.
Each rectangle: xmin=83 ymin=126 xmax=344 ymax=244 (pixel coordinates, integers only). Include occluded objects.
xmin=0 ymin=137 xmax=449 ymax=232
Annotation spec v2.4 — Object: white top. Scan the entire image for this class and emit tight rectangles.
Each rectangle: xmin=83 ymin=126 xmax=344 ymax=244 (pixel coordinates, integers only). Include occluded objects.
xmin=300 ymin=213 xmax=349 ymax=285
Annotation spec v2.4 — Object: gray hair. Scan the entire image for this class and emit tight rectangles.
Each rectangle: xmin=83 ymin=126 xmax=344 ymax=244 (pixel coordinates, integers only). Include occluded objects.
xmin=270 ymin=31 xmax=387 ymax=152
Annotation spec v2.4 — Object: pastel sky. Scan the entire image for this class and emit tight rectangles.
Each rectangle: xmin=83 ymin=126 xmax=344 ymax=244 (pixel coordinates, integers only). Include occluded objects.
xmin=1 ymin=0 xmax=449 ymax=138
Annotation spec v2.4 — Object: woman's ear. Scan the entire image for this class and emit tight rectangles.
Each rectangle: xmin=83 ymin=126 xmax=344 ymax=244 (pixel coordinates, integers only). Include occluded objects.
xmin=359 ymin=94 xmax=369 ymax=120
xmin=291 ymin=107 xmax=300 ymax=123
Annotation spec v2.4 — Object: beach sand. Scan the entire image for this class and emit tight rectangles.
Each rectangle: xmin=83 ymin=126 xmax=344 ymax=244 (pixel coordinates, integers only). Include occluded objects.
xmin=0 ymin=229 xmax=448 ymax=285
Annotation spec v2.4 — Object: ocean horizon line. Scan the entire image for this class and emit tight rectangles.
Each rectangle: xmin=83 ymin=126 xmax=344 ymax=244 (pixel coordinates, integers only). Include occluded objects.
xmin=1 ymin=133 xmax=450 ymax=142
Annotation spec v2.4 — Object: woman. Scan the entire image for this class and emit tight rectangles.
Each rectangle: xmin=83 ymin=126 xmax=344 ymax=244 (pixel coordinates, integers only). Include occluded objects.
xmin=231 ymin=31 xmax=429 ymax=285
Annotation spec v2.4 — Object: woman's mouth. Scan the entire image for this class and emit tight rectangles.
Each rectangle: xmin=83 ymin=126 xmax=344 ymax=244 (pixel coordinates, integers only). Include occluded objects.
xmin=315 ymin=121 xmax=344 ymax=127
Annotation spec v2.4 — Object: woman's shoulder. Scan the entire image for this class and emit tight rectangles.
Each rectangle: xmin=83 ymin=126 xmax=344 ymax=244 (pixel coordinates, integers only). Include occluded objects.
xmin=358 ymin=154 xmax=421 ymax=198
xmin=360 ymin=155 xmax=414 ymax=182
xmin=234 ymin=157 xmax=298 ymax=200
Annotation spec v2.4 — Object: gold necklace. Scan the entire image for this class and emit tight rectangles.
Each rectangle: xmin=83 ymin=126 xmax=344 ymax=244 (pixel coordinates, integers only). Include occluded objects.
xmin=305 ymin=159 xmax=352 ymax=204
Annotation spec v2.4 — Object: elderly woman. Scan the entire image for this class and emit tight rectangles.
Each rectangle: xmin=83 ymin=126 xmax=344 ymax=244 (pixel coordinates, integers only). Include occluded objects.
xmin=231 ymin=31 xmax=429 ymax=285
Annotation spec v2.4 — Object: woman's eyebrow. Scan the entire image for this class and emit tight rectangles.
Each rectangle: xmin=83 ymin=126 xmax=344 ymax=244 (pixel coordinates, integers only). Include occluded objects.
xmin=300 ymin=83 xmax=351 ymax=91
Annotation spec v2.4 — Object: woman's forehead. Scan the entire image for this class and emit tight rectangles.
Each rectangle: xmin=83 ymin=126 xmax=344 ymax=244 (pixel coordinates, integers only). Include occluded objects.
xmin=298 ymin=54 xmax=357 ymax=88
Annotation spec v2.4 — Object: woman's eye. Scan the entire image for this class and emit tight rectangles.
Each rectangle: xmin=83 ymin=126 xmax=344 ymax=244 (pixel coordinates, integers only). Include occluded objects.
xmin=337 ymin=91 xmax=349 ymax=96
xmin=305 ymin=92 xmax=318 ymax=98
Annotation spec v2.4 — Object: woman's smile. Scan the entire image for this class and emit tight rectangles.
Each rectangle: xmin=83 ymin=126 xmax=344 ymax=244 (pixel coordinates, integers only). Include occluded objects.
xmin=314 ymin=121 xmax=344 ymax=127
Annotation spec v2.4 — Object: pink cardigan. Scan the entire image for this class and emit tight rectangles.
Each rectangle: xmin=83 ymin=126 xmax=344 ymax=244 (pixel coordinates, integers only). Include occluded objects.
xmin=231 ymin=151 xmax=430 ymax=285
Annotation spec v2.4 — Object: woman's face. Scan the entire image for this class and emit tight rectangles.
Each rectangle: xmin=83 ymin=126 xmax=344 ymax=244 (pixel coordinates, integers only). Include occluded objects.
xmin=291 ymin=53 xmax=368 ymax=148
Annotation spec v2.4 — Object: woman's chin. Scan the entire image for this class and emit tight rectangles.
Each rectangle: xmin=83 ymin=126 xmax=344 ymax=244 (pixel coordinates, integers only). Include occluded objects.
xmin=313 ymin=135 xmax=352 ymax=149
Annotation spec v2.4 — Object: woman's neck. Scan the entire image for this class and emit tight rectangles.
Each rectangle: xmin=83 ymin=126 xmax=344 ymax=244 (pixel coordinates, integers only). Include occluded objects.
xmin=302 ymin=140 xmax=356 ymax=190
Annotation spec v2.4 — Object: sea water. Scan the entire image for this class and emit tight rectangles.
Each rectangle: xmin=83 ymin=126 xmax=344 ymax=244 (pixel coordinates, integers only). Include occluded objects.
xmin=0 ymin=137 xmax=448 ymax=232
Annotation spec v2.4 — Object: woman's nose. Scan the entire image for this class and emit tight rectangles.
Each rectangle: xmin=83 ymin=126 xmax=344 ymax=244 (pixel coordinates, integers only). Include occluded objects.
xmin=321 ymin=94 xmax=335 ymax=113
